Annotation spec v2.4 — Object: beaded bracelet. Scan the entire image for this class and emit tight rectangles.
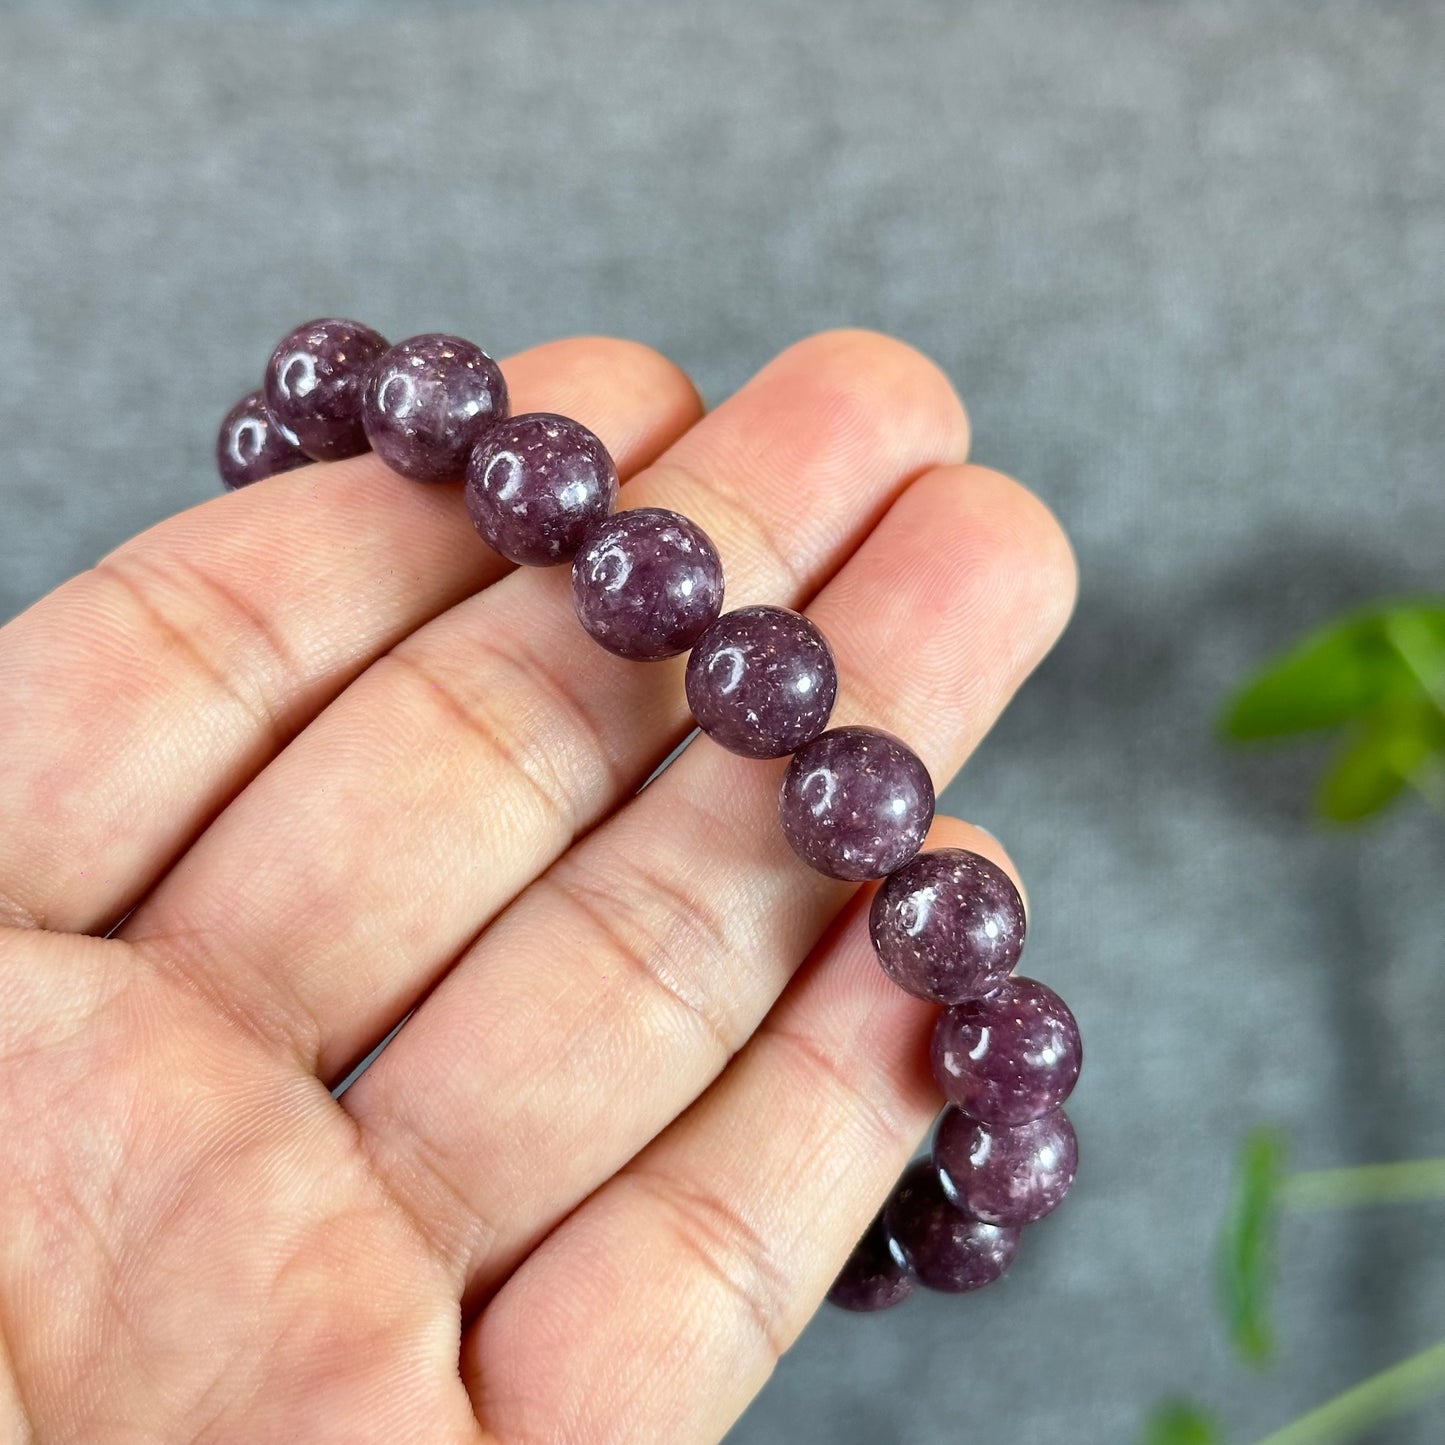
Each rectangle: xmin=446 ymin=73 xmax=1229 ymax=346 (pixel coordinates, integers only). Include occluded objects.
xmin=217 ymin=318 xmax=1083 ymax=1313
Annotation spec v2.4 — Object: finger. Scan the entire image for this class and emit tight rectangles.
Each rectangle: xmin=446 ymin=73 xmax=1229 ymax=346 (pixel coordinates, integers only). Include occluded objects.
xmin=121 ymin=331 xmax=972 ymax=1076
xmin=346 ymin=463 xmax=1075 ymax=1305
xmin=465 ymin=818 xmax=1010 ymax=1445
xmin=0 ymin=337 xmax=700 ymax=935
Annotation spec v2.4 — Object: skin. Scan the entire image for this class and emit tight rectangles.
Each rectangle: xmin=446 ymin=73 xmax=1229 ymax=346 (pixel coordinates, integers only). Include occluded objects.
xmin=0 ymin=330 xmax=1077 ymax=1445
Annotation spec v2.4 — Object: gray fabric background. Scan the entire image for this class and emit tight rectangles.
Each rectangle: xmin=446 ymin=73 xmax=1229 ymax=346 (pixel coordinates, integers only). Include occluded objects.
xmin=1 ymin=2 xmax=1442 ymax=1441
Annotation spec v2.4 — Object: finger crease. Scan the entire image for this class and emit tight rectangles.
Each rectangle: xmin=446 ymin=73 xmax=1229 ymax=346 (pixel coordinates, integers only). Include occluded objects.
xmin=764 ymin=1023 xmax=910 ymax=1153
xmin=350 ymin=1101 xmax=500 ymax=1290
xmin=548 ymin=864 xmax=742 ymax=1061
xmin=627 ymin=1165 xmax=793 ymax=1366
xmin=385 ymin=649 xmax=580 ymax=841
xmin=93 ymin=556 xmax=291 ymax=752
xmin=462 ymin=627 xmax=633 ymax=808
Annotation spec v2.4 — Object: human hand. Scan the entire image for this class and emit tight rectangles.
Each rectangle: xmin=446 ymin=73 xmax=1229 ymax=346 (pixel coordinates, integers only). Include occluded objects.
xmin=0 ymin=330 xmax=1075 ymax=1445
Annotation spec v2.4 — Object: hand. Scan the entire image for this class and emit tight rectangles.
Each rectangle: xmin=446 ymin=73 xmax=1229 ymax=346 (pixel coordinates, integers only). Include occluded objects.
xmin=0 ymin=331 xmax=1075 ymax=1445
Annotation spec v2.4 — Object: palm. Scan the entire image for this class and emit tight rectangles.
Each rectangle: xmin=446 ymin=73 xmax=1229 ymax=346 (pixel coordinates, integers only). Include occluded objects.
xmin=0 ymin=331 xmax=1074 ymax=1445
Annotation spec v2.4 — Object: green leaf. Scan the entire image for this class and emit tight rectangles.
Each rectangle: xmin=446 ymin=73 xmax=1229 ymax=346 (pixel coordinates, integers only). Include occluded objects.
xmin=1217 ymin=1127 xmax=1286 ymax=1366
xmin=1141 ymin=1399 xmax=1225 ymax=1445
xmin=1220 ymin=615 xmax=1396 ymax=739
xmin=1220 ymin=603 xmax=1445 ymax=741
xmin=1315 ymin=715 xmax=1433 ymax=822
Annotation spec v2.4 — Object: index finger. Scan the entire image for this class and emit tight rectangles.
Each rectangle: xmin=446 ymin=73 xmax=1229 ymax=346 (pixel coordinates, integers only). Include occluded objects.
xmin=0 ymin=336 xmax=702 ymax=935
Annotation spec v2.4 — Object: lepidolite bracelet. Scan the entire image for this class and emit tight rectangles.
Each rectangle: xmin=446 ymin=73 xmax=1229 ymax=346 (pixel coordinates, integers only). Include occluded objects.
xmin=217 ymin=318 xmax=1083 ymax=1313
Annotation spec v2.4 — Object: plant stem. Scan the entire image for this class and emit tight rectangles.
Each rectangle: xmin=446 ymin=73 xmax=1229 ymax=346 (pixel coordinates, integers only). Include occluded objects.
xmin=1250 ymin=1338 xmax=1445 ymax=1445
xmin=1279 ymin=1157 xmax=1445 ymax=1210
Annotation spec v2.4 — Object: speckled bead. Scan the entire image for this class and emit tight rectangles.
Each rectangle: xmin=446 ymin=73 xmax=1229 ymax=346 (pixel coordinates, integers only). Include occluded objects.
xmin=934 ymin=1105 xmax=1078 ymax=1227
xmin=884 ymin=1159 xmax=1020 ymax=1294
xmin=685 ymin=605 xmax=838 ymax=759
xmin=362 ymin=333 xmax=508 ymax=484
xmin=263 ymin=317 xmax=389 ymax=462
xmin=869 ymin=848 xmax=1026 ymax=1005
xmin=932 ymin=976 xmax=1082 ymax=1126
xmin=215 ymin=389 xmax=308 ymax=490
xmin=571 ymin=507 xmax=724 ymax=660
xmin=466 ymin=413 xmax=617 ymax=565
xmin=778 ymin=726 xmax=934 ymax=881
xmin=826 ymin=1209 xmax=916 ymax=1313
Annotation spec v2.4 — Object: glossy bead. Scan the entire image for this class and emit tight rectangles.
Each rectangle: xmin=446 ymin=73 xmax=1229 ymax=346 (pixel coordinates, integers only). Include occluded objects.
xmin=571 ymin=507 xmax=724 ymax=659
xmin=263 ymin=317 xmax=389 ymax=461
xmin=465 ymin=413 xmax=617 ymax=565
xmin=362 ymin=333 xmax=507 ymax=484
xmin=869 ymin=848 xmax=1026 ymax=1004
xmin=778 ymin=726 xmax=934 ymax=881
xmin=215 ymin=389 xmax=307 ymax=490
xmin=932 ymin=976 xmax=1082 ymax=1126
xmin=685 ymin=606 xmax=838 ymax=759
xmin=934 ymin=1105 xmax=1077 ymax=1227
xmin=884 ymin=1158 xmax=1020 ymax=1293
xmin=826 ymin=1209 xmax=916 ymax=1312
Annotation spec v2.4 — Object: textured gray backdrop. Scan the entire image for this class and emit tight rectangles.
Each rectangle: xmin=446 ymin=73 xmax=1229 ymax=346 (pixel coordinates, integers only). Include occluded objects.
xmin=1 ymin=2 xmax=1442 ymax=1442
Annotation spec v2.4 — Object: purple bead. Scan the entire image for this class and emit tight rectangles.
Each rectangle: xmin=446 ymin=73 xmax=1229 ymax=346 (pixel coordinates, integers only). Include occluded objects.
xmin=466 ymin=413 xmax=618 ymax=566
xmin=362 ymin=333 xmax=508 ymax=485
xmin=934 ymin=1105 xmax=1078 ymax=1226
xmin=685 ymin=606 xmax=838 ymax=759
xmin=826 ymin=1209 xmax=916 ymax=1313
xmin=571 ymin=507 xmax=724 ymax=660
xmin=884 ymin=1159 xmax=1020 ymax=1293
xmin=263 ymin=317 xmax=389 ymax=461
xmin=932 ymin=976 xmax=1082 ymax=1126
xmin=215 ymin=389 xmax=307 ymax=490
xmin=778 ymin=726 xmax=934 ymax=881
xmin=870 ymin=848 xmax=1026 ymax=1005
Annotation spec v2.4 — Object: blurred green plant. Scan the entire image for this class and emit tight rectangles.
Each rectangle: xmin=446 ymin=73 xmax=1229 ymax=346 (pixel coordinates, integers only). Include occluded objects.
xmin=1136 ymin=602 xmax=1445 ymax=1444
xmin=1220 ymin=600 xmax=1445 ymax=820
xmin=1218 ymin=1129 xmax=1287 ymax=1366
xmin=1142 ymin=1400 xmax=1225 ymax=1445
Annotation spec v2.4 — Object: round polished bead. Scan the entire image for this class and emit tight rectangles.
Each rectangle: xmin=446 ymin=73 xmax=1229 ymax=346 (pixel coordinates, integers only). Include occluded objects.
xmin=934 ymin=1105 xmax=1078 ymax=1227
xmin=466 ymin=413 xmax=617 ymax=565
xmin=362 ymin=333 xmax=507 ymax=484
xmin=571 ymin=507 xmax=724 ymax=659
xmin=685 ymin=606 xmax=837 ymax=759
xmin=778 ymin=726 xmax=934 ymax=881
xmin=262 ymin=317 xmax=389 ymax=461
xmin=869 ymin=848 xmax=1026 ymax=1004
xmin=215 ymin=389 xmax=307 ymax=490
xmin=932 ymin=976 xmax=1082 ymax=1126
xmin=826 ymin=1209 xmax=916 ymax=1313
xmin=884 ymin=1158 xmax=1020 ymax=1294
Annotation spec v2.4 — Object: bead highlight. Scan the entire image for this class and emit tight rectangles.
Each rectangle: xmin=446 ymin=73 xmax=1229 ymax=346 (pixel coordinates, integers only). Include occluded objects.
xmin=778 ymin=726 xmax=934 ymax=881
xmin=885 ymin=1159 xmax=1020 ymax=1293
xmin=870 ymin=847 xmax=1026 ymax=1004
xmin=263 ymin=317 xmax=389 ymax=461
xmin=571 ymin=507 xmax=724 ymax=659
xmin=932 ymin=976 xmax=1082 ymax=1126
xmin=363 ymin=332 xmax=507 ymax=484
xmin=685 ymin=605 xmax=838 ymax=759
xmin=466 ymin=413 xmax=617 ymax=565
xmin=216 ymin=390 xmax=308 ymax=490
xmin=934 ymin=1104 xmax=1078 ymax=1226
